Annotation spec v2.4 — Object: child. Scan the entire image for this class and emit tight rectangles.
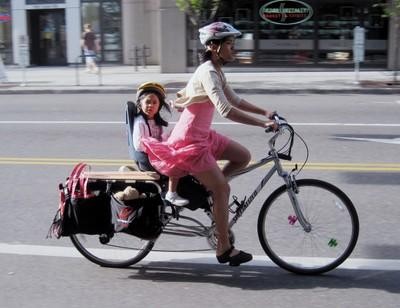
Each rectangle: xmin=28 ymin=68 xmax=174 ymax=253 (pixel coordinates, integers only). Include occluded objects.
xmin=132 ymin=82 xmax=189 ymax=206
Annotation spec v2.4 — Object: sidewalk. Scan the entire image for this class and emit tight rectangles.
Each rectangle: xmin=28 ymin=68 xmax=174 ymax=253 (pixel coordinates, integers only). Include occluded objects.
xmin=1 ymin=65 xmax=399 ymax=94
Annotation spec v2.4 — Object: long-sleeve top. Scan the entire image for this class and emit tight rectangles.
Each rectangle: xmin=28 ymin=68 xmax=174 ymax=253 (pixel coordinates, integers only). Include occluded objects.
xmin=132 ymin=115 xmax=163 ymax=152
xmin=174 ymin=61 xmax=242 ymax=117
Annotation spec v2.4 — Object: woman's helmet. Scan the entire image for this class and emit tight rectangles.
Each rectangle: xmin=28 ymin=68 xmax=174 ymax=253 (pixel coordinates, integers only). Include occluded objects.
xmin=199 ymin=22 xmax=241 ymax=46
xmin=136 ymin=82 xmax=166 ymax=100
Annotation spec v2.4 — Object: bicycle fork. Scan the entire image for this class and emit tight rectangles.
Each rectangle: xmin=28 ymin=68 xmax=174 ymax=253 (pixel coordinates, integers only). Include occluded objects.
xmin=281 ymin=171 xmax=312 ymax=233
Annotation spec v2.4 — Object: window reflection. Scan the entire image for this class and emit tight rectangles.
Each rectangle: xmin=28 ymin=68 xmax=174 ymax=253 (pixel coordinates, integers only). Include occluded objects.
xmin=188 ymin=0 xmax=388 ymax=67
xmin=82 ymin=0 xmax=122 ymax=63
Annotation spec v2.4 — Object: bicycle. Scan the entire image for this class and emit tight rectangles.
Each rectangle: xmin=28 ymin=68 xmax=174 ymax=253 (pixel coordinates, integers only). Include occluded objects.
xmin=70 ymin=115 xmax=359 ymax=275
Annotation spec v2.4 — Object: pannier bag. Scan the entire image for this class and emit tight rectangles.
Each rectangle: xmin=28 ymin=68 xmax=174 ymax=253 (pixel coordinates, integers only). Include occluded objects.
xmin=111 ymin=192 xmax=163 ymax=240
xmin=47 ymin=163 xmax=113 ymax=238
xmin=48 ymin=163 xmax=163 ymax=240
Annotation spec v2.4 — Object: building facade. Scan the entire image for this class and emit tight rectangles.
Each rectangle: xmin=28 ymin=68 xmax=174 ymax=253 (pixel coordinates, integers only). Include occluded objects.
xmin=0 ymin=0 xmax=398 ymax=72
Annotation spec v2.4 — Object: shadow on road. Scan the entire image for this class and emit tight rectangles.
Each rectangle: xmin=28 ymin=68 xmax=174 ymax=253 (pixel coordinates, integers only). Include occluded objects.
xmin=127 ymin=262 xmax=400 ymax=293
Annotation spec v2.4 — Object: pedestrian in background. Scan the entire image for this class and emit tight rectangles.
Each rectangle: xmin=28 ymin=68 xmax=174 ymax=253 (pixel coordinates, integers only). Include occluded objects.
xmin=81 ymin=23 xmax=100 ymax=73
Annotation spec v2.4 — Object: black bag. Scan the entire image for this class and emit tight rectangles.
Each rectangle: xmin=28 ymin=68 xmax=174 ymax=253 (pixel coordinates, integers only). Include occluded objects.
xmin=111 ymin=193 xmax=163 ymax=240
xmin=48 ymin=163 xmax=114 ymax=238
xmin=48 ymin=189 xmax=114 ymax=238
xmin=68 ymin=193 xmax=114 ymax=235
xmin=49 ymin=163 xmax=162 ymax=240
xmin=177 ymin=175 xmax=211 ymax=211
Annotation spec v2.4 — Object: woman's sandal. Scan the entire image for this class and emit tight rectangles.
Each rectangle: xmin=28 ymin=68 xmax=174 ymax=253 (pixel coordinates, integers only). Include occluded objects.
xmin=216 ymin=246 xmax=253 ymax=266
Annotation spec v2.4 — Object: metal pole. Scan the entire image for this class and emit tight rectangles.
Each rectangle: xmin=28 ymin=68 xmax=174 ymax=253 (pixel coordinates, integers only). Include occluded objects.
xmin=355 ymin=61 xmax=360 ymax=84
xmin=75 ymin=56 xmax=80 ymax=86
xmin=21 ymin=65 xmax=26 ymax=87
xmin=135 ymin=46 xmax=139 ymax=71
xmin=97 ymin=55 xmax=102 ymax=86
xmin=142 ymin=44 xmax=147 ymax=68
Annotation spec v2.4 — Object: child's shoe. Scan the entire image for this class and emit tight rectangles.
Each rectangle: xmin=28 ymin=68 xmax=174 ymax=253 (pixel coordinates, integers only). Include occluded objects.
xmin=165 ymin=191 xmax=189 ymax=206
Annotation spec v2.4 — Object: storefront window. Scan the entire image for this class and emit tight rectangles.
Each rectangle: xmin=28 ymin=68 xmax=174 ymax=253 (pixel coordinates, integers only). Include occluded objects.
xmin=101 ymin=1 xmax=122 ymax=62
xmin=0 ymin=0 xmax=12 ymax=64
xmin=317 ymin=1 xmax=360 ymax=64
xmin=258 ymin=0 xmax=315 ymax=65
xmin=187 ymin=0 xmax=388 ymax=67
xmin=317 ymin=0 xmax=387 ymax=65
xmin=82 ymin=0 xmax=122 ymax=63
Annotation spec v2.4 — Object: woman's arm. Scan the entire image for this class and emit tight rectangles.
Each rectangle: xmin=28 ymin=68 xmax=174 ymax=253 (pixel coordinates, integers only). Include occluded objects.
xmin=224 ymin=83 xmax=275 ymax=118
xmin=201 ymin=67 xmax=275 ymax=125
xmin=225 ymin=107 xmax=275 ymax=128
xmin=237 ymin=98 xmax=275 ymax=118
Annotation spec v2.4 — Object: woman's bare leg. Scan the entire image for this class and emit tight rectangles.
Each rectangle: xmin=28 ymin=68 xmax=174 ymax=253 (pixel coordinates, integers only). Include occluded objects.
xmin=219 ymin=140 xmax=251 ymax=178
xmin=193 ymin=165 xmax=232 ymax=256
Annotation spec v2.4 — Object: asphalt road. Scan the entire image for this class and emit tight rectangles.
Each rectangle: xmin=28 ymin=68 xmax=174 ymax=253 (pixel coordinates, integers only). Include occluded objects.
xmin=0 ymin=93 xmax=399 ymax=307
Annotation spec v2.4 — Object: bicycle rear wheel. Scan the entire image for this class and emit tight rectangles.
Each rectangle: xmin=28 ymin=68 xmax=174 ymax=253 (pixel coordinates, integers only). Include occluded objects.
xmin=70 ymin=232 xmax=156 ymax=268
xmin=257 ymin=179 xmax=359 ymax=275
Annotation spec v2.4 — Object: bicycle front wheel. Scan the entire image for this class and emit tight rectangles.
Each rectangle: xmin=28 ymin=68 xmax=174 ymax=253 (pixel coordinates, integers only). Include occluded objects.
xmin=70 ymin=232 xmax=156 ymax=268
xmin=258 ymin=179 xmax=359 ymax=275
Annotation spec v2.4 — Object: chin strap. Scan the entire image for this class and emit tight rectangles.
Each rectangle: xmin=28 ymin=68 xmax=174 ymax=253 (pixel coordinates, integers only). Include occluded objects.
xmin=216 ymin=44 xmax=228 ymax=66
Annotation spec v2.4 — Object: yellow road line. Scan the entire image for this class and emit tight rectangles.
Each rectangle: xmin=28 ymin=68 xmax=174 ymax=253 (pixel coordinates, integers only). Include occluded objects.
xmin=1 ymin=157 xmax=400 ymax=172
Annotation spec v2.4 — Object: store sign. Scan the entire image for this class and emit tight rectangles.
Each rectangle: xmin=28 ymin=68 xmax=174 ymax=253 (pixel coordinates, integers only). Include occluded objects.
xmin=259 ymin=0 xmax=313 ymax=25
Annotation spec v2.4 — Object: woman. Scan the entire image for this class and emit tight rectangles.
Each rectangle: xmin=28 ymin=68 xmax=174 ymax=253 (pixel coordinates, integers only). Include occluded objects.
xmin=143 ymin=22 xmax=276 ymax=266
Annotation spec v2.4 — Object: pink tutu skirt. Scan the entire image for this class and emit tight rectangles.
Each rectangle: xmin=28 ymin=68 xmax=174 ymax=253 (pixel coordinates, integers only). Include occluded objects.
xmin=142 ymin=101 xmax=230 ymax=177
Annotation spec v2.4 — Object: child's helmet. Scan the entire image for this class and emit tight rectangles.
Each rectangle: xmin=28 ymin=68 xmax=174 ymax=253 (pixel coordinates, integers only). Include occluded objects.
xmin=199 ymin=22 xmax=241 ymax=46
xmin=136 ymin=82 xmax=166 ymax=100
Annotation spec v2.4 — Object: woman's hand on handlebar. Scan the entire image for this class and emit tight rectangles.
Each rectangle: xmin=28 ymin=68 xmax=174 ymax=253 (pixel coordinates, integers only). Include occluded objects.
xmin=262 ymin=110 xmax=278 ymax=132
xmin=265 ymin=110 xmax=277 ymax=120
xmin=264 ymin=120 xmax=278 ymax=132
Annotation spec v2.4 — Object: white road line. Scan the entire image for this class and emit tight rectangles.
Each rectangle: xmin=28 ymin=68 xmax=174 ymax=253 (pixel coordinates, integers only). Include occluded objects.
xmin=1 ymin=120 xmax=400 ymax=127
xmin=0 ymin=120 xmax=123 ymax=124
xmin=0 ymin=243 xmax=399 ymax=271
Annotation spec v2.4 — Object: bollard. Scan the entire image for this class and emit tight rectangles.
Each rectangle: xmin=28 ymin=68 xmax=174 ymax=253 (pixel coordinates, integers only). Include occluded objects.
xmin=75 ymin=55 xmax=81 ymax=86
xmin=142 ymin=44 xmax=151 ymax=68
xmin=135 ymin=46 xmax=140 ymax=71
xmin=130 ymin=45 xmax=151 ymax=71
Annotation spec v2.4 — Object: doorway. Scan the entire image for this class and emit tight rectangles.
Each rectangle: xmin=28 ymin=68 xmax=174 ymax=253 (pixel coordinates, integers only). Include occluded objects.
xmin=28 ymin=9 xmax=66 ymax=66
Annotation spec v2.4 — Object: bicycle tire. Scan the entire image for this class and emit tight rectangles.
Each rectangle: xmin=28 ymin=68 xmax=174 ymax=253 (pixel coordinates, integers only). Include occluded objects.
xmin=70 ymin=232 xmax=156 ymax=268
xmin=257 ymin=179 xmax=359 ymax=275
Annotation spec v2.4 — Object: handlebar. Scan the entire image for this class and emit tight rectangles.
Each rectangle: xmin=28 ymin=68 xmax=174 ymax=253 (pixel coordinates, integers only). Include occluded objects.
xmin=265 ymin=114 xmax=295 ymax=161
xmin=265 ymin=114 xmax=290 ymax=133
xmin=263 ymin=113 xmax=309 ymax=172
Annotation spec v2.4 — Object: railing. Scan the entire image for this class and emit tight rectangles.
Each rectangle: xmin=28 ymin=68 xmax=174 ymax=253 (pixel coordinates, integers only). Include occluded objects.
xmin=129 ymin=44 xmax=151 ymax=71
